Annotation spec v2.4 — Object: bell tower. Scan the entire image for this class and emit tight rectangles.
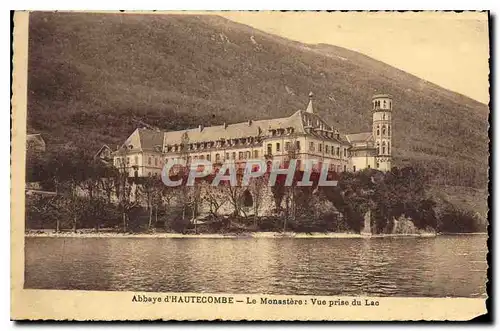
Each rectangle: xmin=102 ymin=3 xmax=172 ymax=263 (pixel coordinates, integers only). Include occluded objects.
xmin=372 ymin=94 xmax=392 ymax=171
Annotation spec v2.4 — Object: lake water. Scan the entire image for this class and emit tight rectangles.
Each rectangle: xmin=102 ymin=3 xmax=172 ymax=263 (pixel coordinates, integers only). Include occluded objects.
xmin=24 ymin=235 xmax=488 ymax=297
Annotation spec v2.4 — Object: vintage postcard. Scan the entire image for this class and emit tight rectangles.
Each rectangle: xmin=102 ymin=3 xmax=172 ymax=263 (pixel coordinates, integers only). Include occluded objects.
xmin=11 ymin=10 xmax=490 ymax=321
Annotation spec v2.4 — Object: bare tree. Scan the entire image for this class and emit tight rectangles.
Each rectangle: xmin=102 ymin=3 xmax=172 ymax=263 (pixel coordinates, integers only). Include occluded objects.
xmin=202 ymin=184 xmax=228 ymax=218
xmin=115 ymin=147 xmax=134 ymax=232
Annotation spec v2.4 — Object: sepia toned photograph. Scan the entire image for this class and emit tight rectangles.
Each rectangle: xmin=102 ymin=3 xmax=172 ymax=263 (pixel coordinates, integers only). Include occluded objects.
xmin=11 ymin=10 xmax=489 ymax=321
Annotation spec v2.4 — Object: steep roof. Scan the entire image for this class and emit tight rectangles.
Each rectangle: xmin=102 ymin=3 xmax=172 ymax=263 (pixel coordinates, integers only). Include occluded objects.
xmin=114 ymin=128 xmax=163 ymax=155
xmin=27 ymin=133 xmax=45 ymax=144
xmin=94 ymin=144 xmax=112 ymax=158
xmin=137 ymin=128 xmax=164 ymax=151
xmin=116 ymin=99 xmax=353 ymax=152
xmin=26 ymin=133 xmax=46 ymax=151
xmin=346 ymin=132 xmax=373 ymax=143
xmin=163 ymin=110 xmax=307 ymax=145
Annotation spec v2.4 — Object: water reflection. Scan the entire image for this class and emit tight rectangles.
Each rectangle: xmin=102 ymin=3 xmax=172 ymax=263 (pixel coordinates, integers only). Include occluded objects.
xmin=24 ymin=235 xmax=487 ymax=297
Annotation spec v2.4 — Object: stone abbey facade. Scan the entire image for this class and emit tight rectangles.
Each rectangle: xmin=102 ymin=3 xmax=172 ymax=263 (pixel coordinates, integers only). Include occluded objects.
xmin=112 ymin=93 xmax=393 ymax=177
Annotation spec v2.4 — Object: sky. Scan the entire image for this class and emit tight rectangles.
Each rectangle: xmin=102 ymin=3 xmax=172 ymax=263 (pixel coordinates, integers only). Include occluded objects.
xmin=221 ymin=11 xmax=490 ymax=104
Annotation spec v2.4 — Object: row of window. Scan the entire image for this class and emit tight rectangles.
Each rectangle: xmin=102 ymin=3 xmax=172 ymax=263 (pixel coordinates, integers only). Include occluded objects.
xmin=376 ymin=141 xmax=391 ymax=155
xmin=115 ymin=156 xmax=161 ymax=167
xmin=193 ymin=150 xmax=260 ymax=162
xmin=165 ymin=136 xmax=268 ymax=153
xmin=165 ymin=150 xmax=261 ymax=164
xmin=375 ymin=125 xmax=391 ymax=136
xmin=373 ymin=100 xmax=391 ymax=109
xmin=269 ymin=127 xmax=295 ymax=136
xmin=308 ymin=142 xmax=347 ymax=158
xmin=116 ymin=141 xmax=355 ymax=168
xmin=265 ymin=141 xmax=302 ymax=155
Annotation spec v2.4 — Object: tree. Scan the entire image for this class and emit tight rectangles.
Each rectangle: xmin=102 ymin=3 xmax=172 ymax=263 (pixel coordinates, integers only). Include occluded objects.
xmin=115 ymin=147 xmax=135 ymax=232
xmin=137 ymin=175 xmax=165 ymax=231
xmin=321 ymin=169 xmax=376 ymax=233
xmin=202 ymin=182 xmax=228 ymax=218
xmin=247 ymin=173 xmax=268 ymax=223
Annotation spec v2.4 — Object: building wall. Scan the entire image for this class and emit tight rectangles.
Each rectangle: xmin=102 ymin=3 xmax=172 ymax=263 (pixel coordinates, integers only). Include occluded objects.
xmin=350 ymin=155 xmax=376 ymax=172
xmin=114 ymin=151 xmax=164 ymax=177
xmin=160 ymin=134 xmax=350 ymax=174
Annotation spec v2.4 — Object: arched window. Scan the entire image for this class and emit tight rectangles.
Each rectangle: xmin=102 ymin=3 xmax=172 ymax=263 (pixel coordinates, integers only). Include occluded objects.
xmin=383 ymin=100 xmax=386 ymax=108
xmin=377 ymin=142 xmax=380 ymax=154
xmin=215 ymin=153 xmax=220 ymax=162
xmin=135 ymin=155 xmax=139 ymax=165
xmin=388 ymin=126 xmax=391 ymax=136
xmin=382 ymin=126 xmax=386 ymax=135
xmin=377 ymin=125 xmax=380 ymax=136
xmin=388 ymin=142 xmax=390 ymax=154
xmin=383 ymin=113 xmax=386 ymax=120
xmin=382 ymin=141 xmax=386 ymax=154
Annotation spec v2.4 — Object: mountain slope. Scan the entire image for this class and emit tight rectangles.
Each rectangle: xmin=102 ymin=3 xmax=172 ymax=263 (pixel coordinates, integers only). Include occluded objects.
xmin=27 ymin=12 xmax=489 ymax=188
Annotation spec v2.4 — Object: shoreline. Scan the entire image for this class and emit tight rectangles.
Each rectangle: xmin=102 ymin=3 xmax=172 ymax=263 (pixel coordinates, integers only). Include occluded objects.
xmin=23 ymin=230 xmax=449 ymax=239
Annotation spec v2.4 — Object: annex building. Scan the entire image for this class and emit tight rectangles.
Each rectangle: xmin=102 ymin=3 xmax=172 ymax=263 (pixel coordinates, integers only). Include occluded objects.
xmin=112 ymin=93 xmax=393 ymax=177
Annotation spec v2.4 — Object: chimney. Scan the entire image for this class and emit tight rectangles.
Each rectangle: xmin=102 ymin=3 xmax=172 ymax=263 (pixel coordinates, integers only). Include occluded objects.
xmin=198 ymin=124 xmax=204 ymax=132
xmin=248 ymin=120 xmax=252 ymax=126
xmin=224 ymin=122 xmax=228 ymax=129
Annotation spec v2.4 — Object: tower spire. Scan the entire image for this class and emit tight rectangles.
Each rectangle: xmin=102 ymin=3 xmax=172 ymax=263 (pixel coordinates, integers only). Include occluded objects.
xmin=306 ymin=91 xmax=314 ymax=113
